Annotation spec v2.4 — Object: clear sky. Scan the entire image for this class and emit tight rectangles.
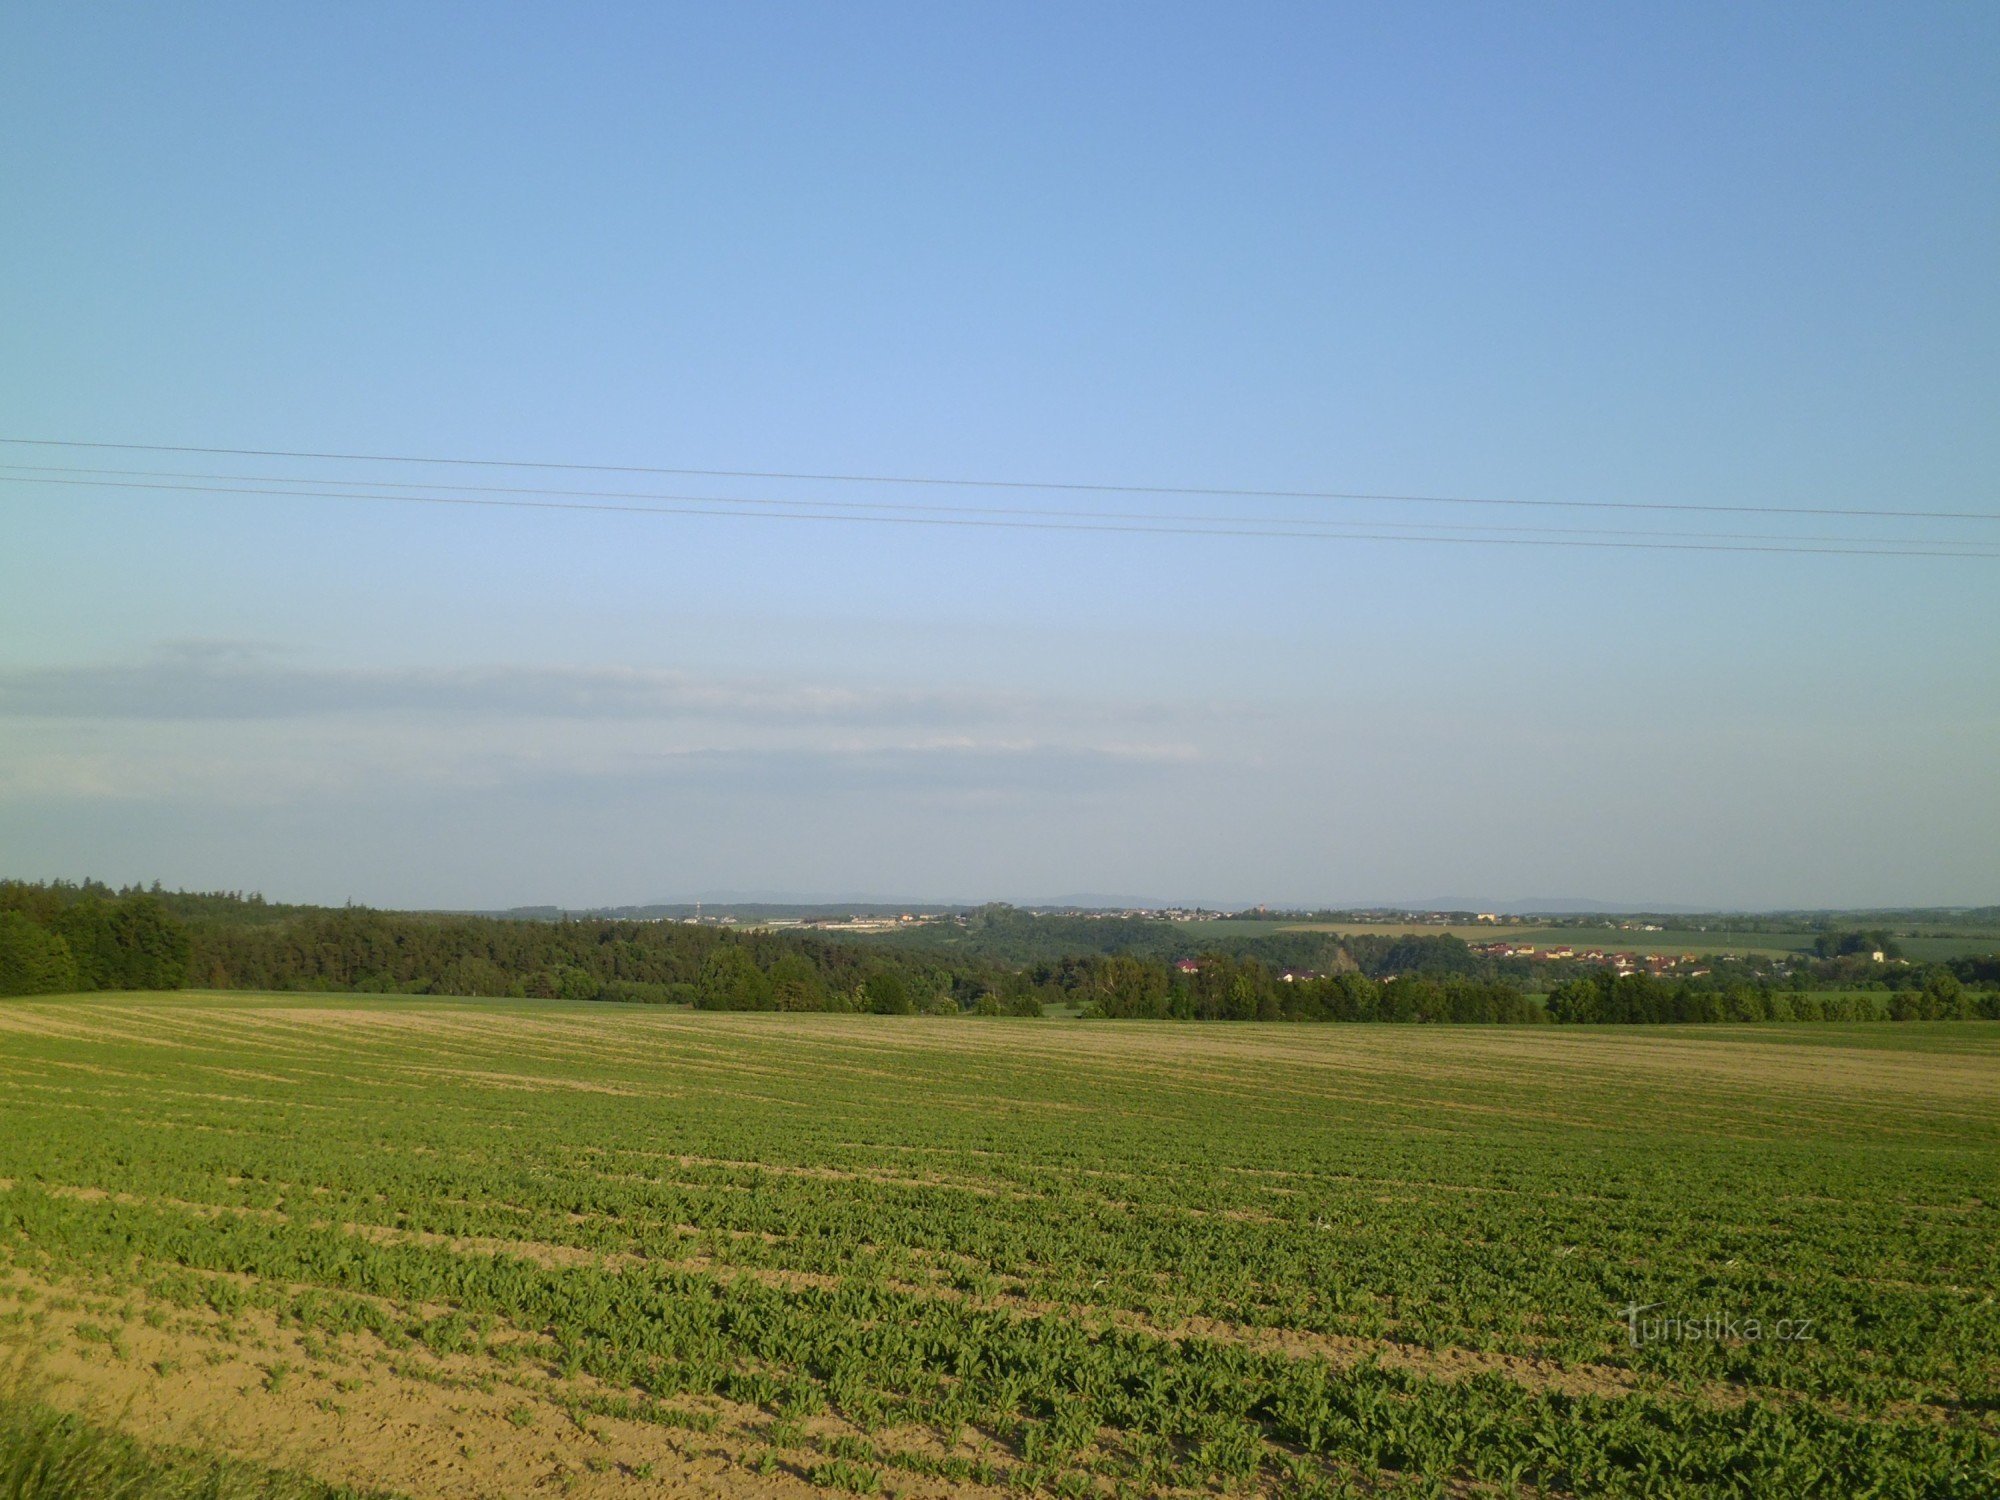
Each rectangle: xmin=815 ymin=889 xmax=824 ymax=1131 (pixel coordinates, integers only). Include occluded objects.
xmin=3 ymin=3 xmax=1996 ymax=910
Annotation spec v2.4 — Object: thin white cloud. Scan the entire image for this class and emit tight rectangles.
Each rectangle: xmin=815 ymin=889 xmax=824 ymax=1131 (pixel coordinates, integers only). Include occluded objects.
xmin=0 ymin=643 xmax=997 ymax=726
xmin=0 ymin=645 xmax=1216 ymax=805
xmin=0 ymin=729 xmax=1203 ymax=804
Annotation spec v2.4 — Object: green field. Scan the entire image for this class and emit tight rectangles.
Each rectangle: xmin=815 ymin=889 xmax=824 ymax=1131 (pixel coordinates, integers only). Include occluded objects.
xmin=1176 ymin=920 xmax=1820 ymax=956
xmin=2 ymin=994 xmax=1996 ymax=1497
xmin=1466 ymin=926 xmax=1814 ymax=958
xmin=1894 ymin=933 xmax=2000 ymax=962
xmin=1178 ymin=920 xmax=2000 ymax=962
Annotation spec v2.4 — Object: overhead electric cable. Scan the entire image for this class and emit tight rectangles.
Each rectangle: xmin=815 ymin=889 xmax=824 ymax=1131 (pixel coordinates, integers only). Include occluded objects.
xmin=5 ymin=473 xmax=1995 ymax=559
xmin=4 ymin=436 xmax=1996 ymax=524
xmin=1 ymin=463 xmax=1988 ymax=551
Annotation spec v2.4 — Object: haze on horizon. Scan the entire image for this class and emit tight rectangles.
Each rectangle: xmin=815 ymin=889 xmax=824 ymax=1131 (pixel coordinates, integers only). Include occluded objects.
xmin=3 ymin=4 xmax=1996 ymax=914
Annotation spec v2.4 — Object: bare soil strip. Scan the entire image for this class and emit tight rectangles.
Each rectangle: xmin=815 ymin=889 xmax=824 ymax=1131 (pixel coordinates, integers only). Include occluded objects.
xmin=1 ymin=1268 xmax=1016 ymax=1500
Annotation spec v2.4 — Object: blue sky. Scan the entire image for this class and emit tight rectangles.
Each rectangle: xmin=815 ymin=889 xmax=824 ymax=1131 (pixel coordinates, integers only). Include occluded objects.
xmin=2 ymin=3 xmax=1995 ymax=908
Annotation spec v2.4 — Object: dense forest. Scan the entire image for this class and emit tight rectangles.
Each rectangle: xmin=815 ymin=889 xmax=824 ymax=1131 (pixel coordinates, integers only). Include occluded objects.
xmin=0 ymin=880 xmax=983 ymax=1013
xmin=2 ymin=881 xmax=1995 ymax=1023
xmin=0 ymin=888 xmax=191 ymax=995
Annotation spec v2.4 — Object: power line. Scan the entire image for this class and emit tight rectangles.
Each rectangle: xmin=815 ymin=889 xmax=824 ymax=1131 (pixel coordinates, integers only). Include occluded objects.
xmin=2 ymin=463 xmax=1989 ymax=551
xmin=4 ymin=435 xmax=1996 ymax=524
xmin=8 ymin=472 xmax=1996 ymax=559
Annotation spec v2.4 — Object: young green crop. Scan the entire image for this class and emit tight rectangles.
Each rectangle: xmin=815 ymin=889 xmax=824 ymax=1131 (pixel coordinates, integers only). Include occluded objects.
xmin=0 ymin=994 xmax=1995 ymax=1496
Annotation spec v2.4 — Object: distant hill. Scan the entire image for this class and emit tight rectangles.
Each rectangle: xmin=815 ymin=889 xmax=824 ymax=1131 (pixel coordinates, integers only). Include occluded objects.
xmin=1027 ymin=894 xmax=1196 ymax=911
xmin=483 ymin=896 xmax=1986 ymax=923
xmin=1500 ymin=899 xmax=1713 ymax=916
xmin=482 ymin=901 xmax=971 ymax=922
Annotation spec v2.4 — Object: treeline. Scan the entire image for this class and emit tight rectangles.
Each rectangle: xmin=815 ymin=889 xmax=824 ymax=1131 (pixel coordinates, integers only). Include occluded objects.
xmin=0 ymin=881 xmax=973 ymax=1010
xmin=1547 ymin=969 xmax=2000 ymax=1024
xmin=0 ymin=887 xmax=191 ymax=995
xmin=3 ymin=881 xmax=1995 ymax=1025
xmin=192 ymin=909 xmax=980 ymax=1012
xmin=1052 ymin=953 xmax=1542 ymax=1022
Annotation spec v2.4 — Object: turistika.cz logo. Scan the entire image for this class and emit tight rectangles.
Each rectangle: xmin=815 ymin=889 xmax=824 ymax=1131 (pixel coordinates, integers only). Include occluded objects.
xmin=1619 ymin=1302 xmax=1817 ymax=1346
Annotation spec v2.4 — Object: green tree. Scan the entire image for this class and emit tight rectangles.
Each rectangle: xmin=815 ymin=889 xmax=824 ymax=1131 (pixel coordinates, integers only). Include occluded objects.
xmin=555 ymin=965 xmax=605 ymax=1002
xmin=696 ymin=946 xmax=773 ymax=1010
xmin=106 ymin=895 xmax=192 ymax=988
xmin=0 ymin=912 xmax=80 ymax=995
xmin=432 ymin=955 xmax=511 ymax=996
xmin=1097 ymin=955 xmax=1169 ymax=1018
xmin=48 ymin=900 xmax=114 ymax=989
xmin=48 ymin=895 xmax=189 ymax=991
xmin=864 ymin=972 xmax=914 ymax=1015
xmin=1922 ymin=969 xmax=1968 ymax=1020
xmin=769 ymin=953 xmax=828 ymax=1012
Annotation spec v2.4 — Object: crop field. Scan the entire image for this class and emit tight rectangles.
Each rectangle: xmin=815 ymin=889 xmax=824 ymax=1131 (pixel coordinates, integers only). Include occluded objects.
xmin=1179 ymin=921 xmax=2000 ymax=964
xmin=1465 ymin=926 xmax=1814 ymax=958
xmin=1 ymin=996 xmax=1996 ymax=1498
xmin=1175 ymin=921 xmax=1824 ymax=957
xmin=1892 ymin=933 xmax=2000 ymax=962
xmin=1568 ymin=927 xmax=2000 ymax=963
